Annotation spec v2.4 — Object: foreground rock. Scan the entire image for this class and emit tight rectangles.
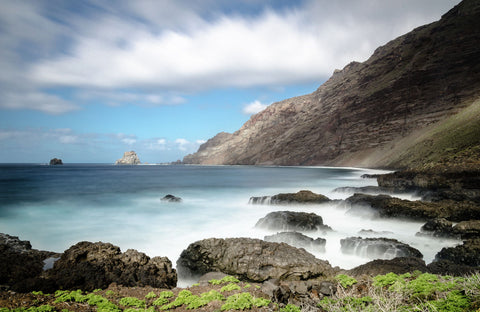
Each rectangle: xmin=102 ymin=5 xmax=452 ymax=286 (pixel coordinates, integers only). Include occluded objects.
xmin=115 ymin=151 xmax=141 ymax=165
xmin=0 ymin=234 xmax=59 ymax=292
xmin=348 ymin=257 xmax=428 ymax=277
xmin=264 ymin=232 xmax=326 ymax=253
xmin=255 ymin=211 xmax=333 ymax=233
xmin=249 ymin=190 xmax=330 ymax=205
xmin=434 ymin=239 xmax=480 ymax=267
xmin=48 ymin=241 xmax=177 ymax=291
xmin=346 ymin=193 xmax=480 ymax=222
xmin=177 ymin=238 xmax=336 ymax=282
xmin=340 ymin=237 xmax=423 ymax=260
xmin=49 ymin=158 xmax=63 ymax=165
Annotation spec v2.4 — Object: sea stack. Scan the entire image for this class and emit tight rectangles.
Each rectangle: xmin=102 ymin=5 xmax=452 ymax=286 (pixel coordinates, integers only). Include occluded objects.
xmin=115 ymin=151 xmax=141 ymax=165
xmin=49 ymin=158 xmax=63 ymax=165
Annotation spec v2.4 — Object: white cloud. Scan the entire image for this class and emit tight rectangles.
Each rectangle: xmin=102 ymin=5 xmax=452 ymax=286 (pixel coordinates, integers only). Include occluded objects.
xmin=243 ymin=100 xmax=268 ymax=115
xmin=175 ymin=138 xmax=190 ymax=151
xmin=196 ymin=139 xmax=206 ymax=145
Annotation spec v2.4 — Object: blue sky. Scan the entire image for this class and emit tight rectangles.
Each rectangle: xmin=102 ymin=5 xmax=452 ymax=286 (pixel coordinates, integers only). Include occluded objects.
xmin=0 ymin=0 xmax=459 ymax=163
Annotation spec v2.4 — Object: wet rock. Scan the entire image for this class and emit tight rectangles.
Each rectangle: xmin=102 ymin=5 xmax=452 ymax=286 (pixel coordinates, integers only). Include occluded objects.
xmin=161 ymin=194 xmax=182 ymax=202
xmin=264 ymin=232 xmax=326 ymax=252
xmin=249 ymin=190 xmax=330 ymax=205
xmin=255 ymin=211 xmax=333 ymax=233
xmin=48 ymin=241 xmax=177 ymax=291
xmin=0 ymin=234 xmax=58 ymax=292
xmin=417 ymin=218 xmax=456 ymax=238
xmin=177 ymin=237 xmax=335 ymax=283
xmin=427 ymin=260 xmax=479 ymax=276
xmin=49 ymin=158 xmax=63 ymax=165
xmin=358 ymin=229 xmax=394 ymax=236
xmin=340 ymin=237 xmax=423 ymax=260
xmin=348 ymin=257 xmax=428 ymax=277
xmin=434 ymin=239 xmax=480 ymax=267
xmin=453 ymin=220 xmax=480 ymax=239
xmin=346 ymin=193 xmax=480 ymax=222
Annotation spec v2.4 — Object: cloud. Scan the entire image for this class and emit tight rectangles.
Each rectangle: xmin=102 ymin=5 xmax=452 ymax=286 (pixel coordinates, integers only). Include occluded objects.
xmin=243 ymin=100 xmax=268 ymax=115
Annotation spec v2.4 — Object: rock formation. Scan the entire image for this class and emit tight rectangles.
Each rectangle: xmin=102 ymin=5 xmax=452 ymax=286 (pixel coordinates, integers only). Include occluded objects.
xmin=182 ymin=0 xmax=480 ymax=167
xmin=49 ymin=158 xmax=63 ymax=165
xmin=249 ymin=190 xmax=330 ymax=205
xmin=264 ymin=232 xmax=326 ymax=253
xmin=348 ymin=257 xmax=428 ymax=277
xmin=340 ymin=237 xmax=423 ymax=260
xmin=161 ymin=194 xmax=182 ymax=202
xmin=255 ymin=211 xmax=332 ymax=233
xmin=176 ymin=238 xmax=336 ymax=282
xmin=115 ymin=151 xmax=141 ymax=165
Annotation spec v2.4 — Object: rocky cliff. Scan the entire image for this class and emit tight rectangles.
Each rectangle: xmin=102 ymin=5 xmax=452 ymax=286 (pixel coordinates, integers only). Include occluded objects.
xmin=183 ymin=0 xmax=480 ymax=167
xmin=115 ymin=151 xmax=141 ymax=165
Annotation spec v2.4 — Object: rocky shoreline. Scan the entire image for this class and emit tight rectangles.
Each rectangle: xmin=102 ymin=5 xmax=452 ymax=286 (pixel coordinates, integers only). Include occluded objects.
xmin=1 ymin=169 xmax=479 ymax=310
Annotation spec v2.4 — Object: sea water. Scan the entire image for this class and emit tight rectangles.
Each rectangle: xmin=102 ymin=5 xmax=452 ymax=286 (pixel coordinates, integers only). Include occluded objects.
xmin=0 ymin=164 xmax=460 ymax=281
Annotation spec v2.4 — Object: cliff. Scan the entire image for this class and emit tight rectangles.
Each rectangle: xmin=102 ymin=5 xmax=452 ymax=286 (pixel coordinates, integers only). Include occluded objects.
xmin=115 ymin=151 xmax=141 ymax=165
xmin=183 ymin=0 xmax=480 ymax=168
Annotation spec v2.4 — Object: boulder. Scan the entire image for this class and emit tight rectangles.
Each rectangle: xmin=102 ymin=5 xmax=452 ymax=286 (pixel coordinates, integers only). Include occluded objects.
xmin=348 ymin=257 xmax=428 ymax=277
xmin=161 ymin=194 xmax=182 ymax=202
xmin=176 ymin=237 xmax=336 ymax=283
xmin=346 ymin=193 xmax=480 ymax=222
xmin=255 ymin=211 xmax=332 ymax=233
xmin=0 ymin=233 xmax=58 ymax=292
xmin=417 ymin=218 xmax=456 ymax=238
xmin=434 ymin=239 xmax=480 ymax=267
xmin=47 ymin=241 xmax=177 ymax=291
xmin=427 ymin=260 xmax=479 ymax=276
xmin=264 ymin=232 xmax=326 ymax=253
xmin=452 ymin=220 xmax=480 ymax=239
xmin=49 ymin=158 xmax=63 ymax=165
xmin=115 ymin=151 xmax=141 ymax=165
xmin=340 ymin=237 xmax=423 ymax=260
xmin=249 ymin=190 xmax=330 ymax=205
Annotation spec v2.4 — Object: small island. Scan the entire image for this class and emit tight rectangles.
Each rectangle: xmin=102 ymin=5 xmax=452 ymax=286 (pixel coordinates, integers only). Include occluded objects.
xmin=115 ymin=151 xmax=141 ymax=165
xmin=49 ymin=158 xmax=63 ymax=165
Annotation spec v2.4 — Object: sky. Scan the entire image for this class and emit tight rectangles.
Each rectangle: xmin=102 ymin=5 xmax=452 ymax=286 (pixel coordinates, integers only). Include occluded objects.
xmin=0 ymin=0 xmax=460 ymax=163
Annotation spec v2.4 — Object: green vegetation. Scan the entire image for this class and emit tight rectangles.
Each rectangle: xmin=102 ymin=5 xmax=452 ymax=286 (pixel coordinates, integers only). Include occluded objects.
xmin=119 ymin=297 xmax=145 ymax=308
xmin=208 ymin=275 xmax=240 ymax=285
xmin=335 ymin=274 xmax=358 ymax=288
xmin=220 ymin=282 xmax=242 ymax=292
xmin=221 ymin=292 xmax=270 ymax=311
xmin=279 ymin=304 xmax=301 ymax=312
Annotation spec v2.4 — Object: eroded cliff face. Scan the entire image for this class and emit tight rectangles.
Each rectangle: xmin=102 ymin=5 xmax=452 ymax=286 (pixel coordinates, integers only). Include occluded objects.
xmin=183 ymin=0 xmax=480 ymax=167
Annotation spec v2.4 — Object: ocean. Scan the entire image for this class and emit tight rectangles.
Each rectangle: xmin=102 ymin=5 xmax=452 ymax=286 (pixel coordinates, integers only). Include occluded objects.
xmin=0 ymin=164 xmax=460 ymax=284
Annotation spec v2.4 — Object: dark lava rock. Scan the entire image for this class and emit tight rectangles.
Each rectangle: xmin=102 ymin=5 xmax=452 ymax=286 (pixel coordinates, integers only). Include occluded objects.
xmin=434 ymin=239 xmax=480 ymax=267
xmin=264 ymin=232 xmax=326 ymax=253
xmin=255 ymin=211 xmax=332 ymax=233
xmin=48 ymin=241 xmax=177 ymax=291
xmin=358 ymin=229 xmax=394 ymax=236
xmin=453 ymin=220 xmax=480 ymax=239
xmin=346 ymin=193 xmax=480 ymax=222
xmin=427 ymin=260 xmax=479 ymax=276
xmin=348 ymin=257 xmax=428 ymax=277
xmin=176 ymin=237 xmax=336 ymax=283
xmin=49 ymin=158 xmax=63 ymax=165
xmin=417 ymin=218 xmax=456 ymax=238
xmin=0 ymin=233 xmax=58 ymax=292
xmin=249 ymin=190 xmax=330 ymax=205
xmin=340 ymin=237 xmax=423 ymax=260
xmin=161 ymin=194 xmax=182 ymax=202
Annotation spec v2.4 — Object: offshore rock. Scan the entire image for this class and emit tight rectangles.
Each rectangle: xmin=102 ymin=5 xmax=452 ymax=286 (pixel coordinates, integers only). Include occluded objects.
xmin=340 ymin=237 xmax=423 ymax=260
xmin=348 ymin=257 xmax=428 ymax=277
xmin=417 ymin=218 xmax=455 ymax=238
xmin=47 ymin=241 xmax=177 ymax=291
xmin=264 ymin=232 xmax=326 ymax=253
xmin=182 ymin=0 xmax=480 ymax=167
xmin=346 ymin=193 xmax=480 ymax=222
xmin=176 ymin=237 xmax=335 ymax=282
xmin=115 ymin=151 xmax=141 ymax=165
xmin=161 ymin=194 xmax=182 ymax=202
xmin=0 ymin=234 xmax=58 ymax=292
xmin=249 ymin=190 xmax=330 ymax=205
xmin=49 ymin=158 xmax=63 ymax=165
xmin=255 ymin=211 xmax=333 ymax=233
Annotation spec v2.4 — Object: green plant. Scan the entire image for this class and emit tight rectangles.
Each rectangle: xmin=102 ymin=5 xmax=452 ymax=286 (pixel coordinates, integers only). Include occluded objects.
xmin=158 ymin=290 xmax=174 ymax=299
xmin=145 ymin=291 xmax=157 ymax=299
xmin=243 ymin=283 xmax=251 ymax=289
xmin=209 ymin=275 xmax=240 ymax=285
xmin=54 ymin=290 xmax=86 ymax=303
xmin=280 ymin=304 xmax=301 ymax=312
xmin=336 ymin=274 xmax=358 ymax=288
xmin=119 ymin=297 xmax=146 ymax=308
xmin=220 ymin=282 xmax=242 ymax=292
xmin=31 ymin=291 xmax=45 ymax=296
xmin=105 ymin=290 xmax=116 ymax=297
xmin=220 ymin=292 xmax=270 ymax=310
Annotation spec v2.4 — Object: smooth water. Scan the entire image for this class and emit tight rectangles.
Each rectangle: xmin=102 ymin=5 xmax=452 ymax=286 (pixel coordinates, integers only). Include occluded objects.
xmin=0 ymin=164 xmax=460 ymax=281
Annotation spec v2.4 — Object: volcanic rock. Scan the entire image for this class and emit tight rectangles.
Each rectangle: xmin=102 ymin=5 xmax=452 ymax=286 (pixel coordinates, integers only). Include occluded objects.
xmin=417 ymin=218 xmax=455 ymax=238
xmin=434 ymin=239 xmax=480 ymax=267
xmin=47 ymin=241 xmax=177 ymax=291
xmin=255 ymin=211 xmax=333 ymax=233
xmin=115 ymin=151 xmax=141 ymax=165
xmin=249 ymin=190 xmax=330 ymax=205
xmin=182 ymin=0 xmax=480 ymax=167
xmin=176 ymin=237 xmax=335 ymax=282
xmin=161 ymin=194 xmax=182 ymax=202
xmin=348 ymin=257 xmax=428 ymax=277
xmin=49 ymin=158 xmax=63 ymax=165
xmin=264 ymin=232 xmax=326 ymax=253
xmin=340 ymin=237 xmax=423 ymax=260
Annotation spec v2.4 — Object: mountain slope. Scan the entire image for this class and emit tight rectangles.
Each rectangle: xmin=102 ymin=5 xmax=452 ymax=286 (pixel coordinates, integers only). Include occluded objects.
xmin=183 ymin=0 xmax=480 ymax=168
